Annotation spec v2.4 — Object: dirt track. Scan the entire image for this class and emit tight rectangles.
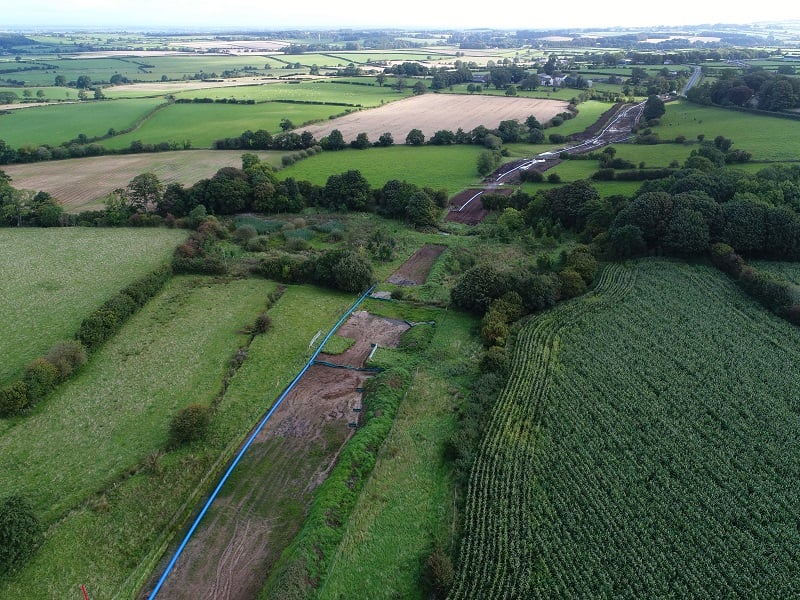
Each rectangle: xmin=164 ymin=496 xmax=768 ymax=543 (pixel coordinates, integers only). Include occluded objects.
xmin=144 ymin=311 xmax=409 ymax=600
xmin=387 ymin=244 xmax=446 ymax=285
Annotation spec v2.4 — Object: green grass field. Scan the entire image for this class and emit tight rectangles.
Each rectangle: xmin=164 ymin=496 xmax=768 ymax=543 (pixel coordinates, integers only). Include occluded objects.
xmin=100 ymin=101 xmax=346 ymax=149
xmin=279 ymin=144 xmax=485 ymax=192
xmin=656 ymin=99 xmax=800 ymax=162
xmin=0 ymin=228 xmax=186 ymax=386
xmin=0 ymin=98 xmax=166 ymax=147
xmin=0 ymin=276 xmax=301 ymax=598
xmin=169 ymin=79 xmax=412 ymax=107
xmin=450 ymin=260 xmax=800 ymax=597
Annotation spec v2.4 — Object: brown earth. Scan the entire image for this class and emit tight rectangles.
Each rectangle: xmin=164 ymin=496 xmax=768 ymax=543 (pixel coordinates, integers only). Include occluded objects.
xmin=143 ymin=311 xmax=409 ymax=600
xmin=387 ymin=243 xmax=447 ymax=285
xmin=445 ymin=186 xmax=510 ymax=225
xmin=446 ymin=188 xmax=489 ymax=225
xmin=296 ymin=94 xmax=569 ymax=143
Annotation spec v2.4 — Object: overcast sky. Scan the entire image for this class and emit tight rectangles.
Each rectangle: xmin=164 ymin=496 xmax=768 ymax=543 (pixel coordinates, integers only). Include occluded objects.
xmin=3 ymin=0 xmax=800 ymax=31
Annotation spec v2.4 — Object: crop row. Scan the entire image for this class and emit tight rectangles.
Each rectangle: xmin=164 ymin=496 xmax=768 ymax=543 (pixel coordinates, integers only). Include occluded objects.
xmin=448 ymin=263 xmax=634 ymax=599
xmin=451 ymin=260 xmax=800 ymax=598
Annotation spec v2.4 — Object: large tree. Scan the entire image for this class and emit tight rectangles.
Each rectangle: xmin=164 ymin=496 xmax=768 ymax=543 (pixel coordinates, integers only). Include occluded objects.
xmin=405 ymin=128 xmax=425 ymax=146
xmin=642 ymin=94 xmax=666 ymax=121
xmin=126 ymin=172 xmax=163 ymax=213
xmin=321 ymin=129 xmax=346 ymax=151
xmin=322 ymin=170 xmax=371 ymax=211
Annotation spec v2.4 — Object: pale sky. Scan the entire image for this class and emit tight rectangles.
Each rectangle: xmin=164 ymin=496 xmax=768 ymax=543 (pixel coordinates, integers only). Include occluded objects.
xmin=3 ymin=0 xmax=800 ymax=32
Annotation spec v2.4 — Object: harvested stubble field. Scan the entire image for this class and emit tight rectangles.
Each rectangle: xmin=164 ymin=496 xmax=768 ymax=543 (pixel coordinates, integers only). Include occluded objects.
xmin=2 ymin=150 xmax=279 ymax=212
xmin=296 ymin=94 xmax=569 ymax=143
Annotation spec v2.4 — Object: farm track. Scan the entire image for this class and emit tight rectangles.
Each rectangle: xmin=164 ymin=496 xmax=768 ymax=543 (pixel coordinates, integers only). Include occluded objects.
xmin=448 ymin=263 xmax=635 ymax=599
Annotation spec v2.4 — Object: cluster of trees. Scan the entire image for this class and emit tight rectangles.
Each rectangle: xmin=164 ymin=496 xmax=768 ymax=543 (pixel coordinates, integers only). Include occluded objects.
xmin=515 ymin=162 xmax=800 ymax=262
xmin=477 ymin=155 xmax=800 ymax=270
xmin=0 ymin=171 xmax=65 ymax=226
xmin=212 ymin=128 xmax=317 ymax=151
xmin=687 ymin=68 xmax=800 ymax=112
xmin=0 ymin=133 xmax=193 ymax=165
xmin=129 ymin=157 xmax=444 ymax=228
xmin=258 ymin=247 xmax=375 ymax=292
xmin=609 ymin=189 xmax=800 ymax=260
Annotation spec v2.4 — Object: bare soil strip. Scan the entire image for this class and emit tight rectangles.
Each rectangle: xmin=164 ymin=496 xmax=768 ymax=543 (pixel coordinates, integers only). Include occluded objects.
xmin=387 ymin=243 xmax=447 ymax=285
xmin=146 ymin=311 xmax=409 ymax=600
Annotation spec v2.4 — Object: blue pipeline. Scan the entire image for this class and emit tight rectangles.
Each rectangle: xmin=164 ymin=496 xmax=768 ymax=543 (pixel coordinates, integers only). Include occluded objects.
xmin=147 ymin=284 xmax=376 ymax=600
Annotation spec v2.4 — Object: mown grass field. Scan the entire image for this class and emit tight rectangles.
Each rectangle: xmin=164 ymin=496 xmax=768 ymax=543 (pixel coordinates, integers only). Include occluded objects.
xmin=100 ymin=101 xmax=350 ymax=150
xmin=450 ymin=260 xmax=800 ymax=597
xmin=169 ymin=79 xmax=412 ymax=107
xmin=0 ymin=228 xmax=186 ymax=385
xmin=0 ymin=97 xmax=166 ymax=147
xmin=279 ymin=144 xmax=485 ymax=192
xmin=656 ymin=99 xmax=800 ymax=162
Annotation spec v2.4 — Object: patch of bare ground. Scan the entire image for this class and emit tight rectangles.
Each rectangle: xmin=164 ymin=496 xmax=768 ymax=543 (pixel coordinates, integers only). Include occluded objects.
xmin=445 ymin=186 xmax=510 ymax=225
xmin=142 ymin=312 xmax=409 ymax=600
xmin=296 ymin=93 xmax=569 ymax=143
xmin=388 ymin=244 xmax=447 ymax=285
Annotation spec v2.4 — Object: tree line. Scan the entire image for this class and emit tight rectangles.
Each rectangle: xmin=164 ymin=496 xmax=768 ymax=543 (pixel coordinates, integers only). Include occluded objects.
xmin=687 ymin=68 xmax=800 ymax=112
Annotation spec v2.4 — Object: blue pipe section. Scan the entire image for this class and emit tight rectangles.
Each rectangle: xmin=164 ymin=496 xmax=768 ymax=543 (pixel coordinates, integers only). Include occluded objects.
xmin=148 ymin=285 xmax=375 ymax=599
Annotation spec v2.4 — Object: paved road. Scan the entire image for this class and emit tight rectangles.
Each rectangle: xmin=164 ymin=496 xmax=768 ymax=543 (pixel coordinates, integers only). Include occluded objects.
xmin=681 ymin=65 xmax=702 ymax=96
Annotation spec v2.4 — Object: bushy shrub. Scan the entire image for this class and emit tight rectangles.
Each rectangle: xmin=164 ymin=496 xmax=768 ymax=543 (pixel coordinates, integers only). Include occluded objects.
xmin=480 ymin=345 xmax=508 ymax=375
xmin=558 ymin=268 xmax=588 ymax=299
xmin=285 ymin=237 xmax=310 ymax=251
xmin=331 ymin=251 xmax=375 ymax=292
xmin=710 ymin=242 xmax=744 ymax=278
xmin=246 ymin=235 xmax=271 ymax=252
xmin=398 ymin=324 xmax=434 ymax=351
xmin=450 ymin=264 xmax=502 ymax=314
xmin=565 ymin=246 xmax=598 ymax=284
xmin=783 ymin=304 xmax=800 ymax=325
xmin=253 ymin=312 xmax=272 ymax=334
xmin=421 ymin=545 xmax=455 ymax=599
xmin=0 ymin=495 xmax=42 ymax=576
xmin=22 ymin=358 xmax=59 ymax=405
xmin=77 ymin=308 xmax=120 ymax=351
xmin=168 ymin=404 xmax=211 ymax=448
xmin=120 ymin=265 xmax=172 ymax=307
xmin=0 ymin=382 xmax=29 ymax=416
xmin=234 ymin=224 xmax=257 ymax=243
